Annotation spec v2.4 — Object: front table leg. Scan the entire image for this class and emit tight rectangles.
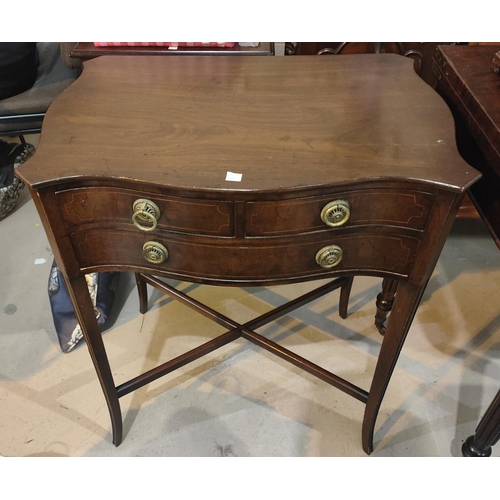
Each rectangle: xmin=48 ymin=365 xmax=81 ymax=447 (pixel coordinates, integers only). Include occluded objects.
xmin=362 ymin=280 xmax=428 ymax=454
xmin=68 ymin=273 xmax=123 ymax=445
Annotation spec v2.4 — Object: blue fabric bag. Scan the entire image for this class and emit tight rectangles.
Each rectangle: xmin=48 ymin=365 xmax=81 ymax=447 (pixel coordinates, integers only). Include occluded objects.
xmin=47 ymin=259 xmax=120 ymax=352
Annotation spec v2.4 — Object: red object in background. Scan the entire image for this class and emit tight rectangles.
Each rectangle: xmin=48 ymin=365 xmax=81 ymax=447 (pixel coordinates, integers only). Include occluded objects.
xmin=93 ymin=42 xmax=236 ymax=48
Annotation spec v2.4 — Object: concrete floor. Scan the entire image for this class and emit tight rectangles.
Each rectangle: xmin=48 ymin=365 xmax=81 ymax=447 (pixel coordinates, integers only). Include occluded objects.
xmin=1 ymin=135 xmax=500 ymax=458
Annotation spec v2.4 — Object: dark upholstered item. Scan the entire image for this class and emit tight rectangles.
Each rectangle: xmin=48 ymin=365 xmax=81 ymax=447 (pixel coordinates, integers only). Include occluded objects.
xmin=0 ymin=43 xmax=38 ymax=100
xmin=0 ymin=42 xmax=80 ymax=135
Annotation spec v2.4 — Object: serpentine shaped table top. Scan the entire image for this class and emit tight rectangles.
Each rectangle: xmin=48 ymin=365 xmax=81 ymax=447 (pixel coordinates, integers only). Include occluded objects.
xmin=19 ymin=54 xmax=478 ymax=193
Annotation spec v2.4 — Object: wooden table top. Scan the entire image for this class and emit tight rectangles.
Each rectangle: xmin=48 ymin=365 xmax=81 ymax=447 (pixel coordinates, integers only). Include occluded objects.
xmin=18 ymin=54 xmax=479 ymax=193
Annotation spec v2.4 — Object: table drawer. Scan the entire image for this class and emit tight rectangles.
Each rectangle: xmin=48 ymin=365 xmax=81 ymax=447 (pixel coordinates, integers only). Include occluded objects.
xmin=246 ymin=189 xmax=433 ymax=236
xmin=71 ymin=230 xmax=421 ymax=281
xmin=56 ymin=187 xmax=234 ymax=236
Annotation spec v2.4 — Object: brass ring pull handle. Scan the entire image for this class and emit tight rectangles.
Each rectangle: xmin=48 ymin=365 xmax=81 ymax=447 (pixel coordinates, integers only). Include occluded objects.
xmin=320 ymin=200 xmax=350 ymax=227
xmin=142 ymin=241 xmax=169 ymax=264
xmin=316 ymin=245 xmax=343 ymax=269
xmin=132 ymin=199 xmax=161 ymax=232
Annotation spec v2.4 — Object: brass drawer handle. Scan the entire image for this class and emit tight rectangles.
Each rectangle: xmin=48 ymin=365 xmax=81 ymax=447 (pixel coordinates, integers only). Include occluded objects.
xmin=321 ymin=200 xmax=350 ymax=227
xmin=132 ymin=199 xmax=161 ymax=232
xmin=316 ymin=245 xmax=343 ymax=268
xmin=142 ymin=241 xmax=169 ymax=264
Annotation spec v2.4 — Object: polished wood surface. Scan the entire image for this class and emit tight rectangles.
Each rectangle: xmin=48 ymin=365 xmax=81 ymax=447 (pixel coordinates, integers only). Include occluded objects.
xmin=285 ymin=42 xmax=479 ymax=220
xmin=17 ymin=55 xmax=481 ymax=454
xmin=25 ymin=55 xmax=477 ymax=190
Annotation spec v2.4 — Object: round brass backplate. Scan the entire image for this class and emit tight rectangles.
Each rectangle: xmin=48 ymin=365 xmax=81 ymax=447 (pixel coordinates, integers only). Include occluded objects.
xmin=142 ymin=241 xmax=169 ymax=264
xmin=132 ymin=199 xmax=161 ymax=232
xmin=315 ymin=245 xmax=343 ymax=269
xmin=320 ymin=200 xmax=350 ymax=227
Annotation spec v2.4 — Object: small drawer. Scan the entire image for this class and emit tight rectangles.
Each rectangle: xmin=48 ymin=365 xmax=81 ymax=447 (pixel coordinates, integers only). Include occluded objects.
xmin=246 ymin=189 xmax=433 ymax=236
xmin=71 ymin=230 xmax=421 ymax=282
xmin=56 ymin=187 xmax=234 ymax=236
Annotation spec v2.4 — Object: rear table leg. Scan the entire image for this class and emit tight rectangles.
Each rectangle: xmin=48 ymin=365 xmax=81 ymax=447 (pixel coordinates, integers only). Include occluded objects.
xmin=135 ymin=273 xmax=148 ymax=314
xmin=339 ymin=276 xmax=354 ymax=319
xmin=375 ymin=278 xmax=399 ymax=335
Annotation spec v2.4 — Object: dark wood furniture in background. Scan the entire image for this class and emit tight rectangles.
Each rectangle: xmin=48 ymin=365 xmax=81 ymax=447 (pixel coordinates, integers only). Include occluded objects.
xmin=462 ymin=389 xmax=500 ymax=457
xmin=70 ymin=42 xmax=274 ymax=61
xmin=433 ymin=45 xmax=500 ymax=249
xmin=285 ymin=42 xmax=478 ymax=220
xmin=285 ymin=43 xmax=459 ymax=87
xmin=432 ymin=44 xmax=500 ymax=457
xmin=17 ymin=54 xmax=480 ymax=455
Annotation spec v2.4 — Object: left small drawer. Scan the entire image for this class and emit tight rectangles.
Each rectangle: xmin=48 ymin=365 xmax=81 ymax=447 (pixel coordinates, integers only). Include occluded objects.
xmin=56 ymin=187 xmax=235 ymax=236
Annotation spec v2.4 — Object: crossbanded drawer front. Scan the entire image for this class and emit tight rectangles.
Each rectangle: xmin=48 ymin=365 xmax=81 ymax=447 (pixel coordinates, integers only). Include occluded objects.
xmin=246 ymin=189 xmax=433 ymax=236
xmin=71 ymin=230 xmax=420 ymax=280
xmin=56 ymin=187 xmax=234 ymax=236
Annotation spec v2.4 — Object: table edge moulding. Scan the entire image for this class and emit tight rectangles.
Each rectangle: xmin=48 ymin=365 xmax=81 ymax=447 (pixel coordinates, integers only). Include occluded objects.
xmin=16 ymin=54 xmax=481 ymax=455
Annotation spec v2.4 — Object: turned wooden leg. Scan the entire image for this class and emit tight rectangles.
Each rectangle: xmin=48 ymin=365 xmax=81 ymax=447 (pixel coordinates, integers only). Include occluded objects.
xmin=65 ymin=273 xmax=123 ymax=446
xmin=462 ymin=389 xmax=500 ymax=457
xmin=135 ymin=272 xmax=149 ymax=314
xmin=339 ymin=276 xmax=354 ymax=319
xmin=375 ymin=278 xmax=399 ymax=335
xmin=362 ymin=280 xmax=427 ymax=454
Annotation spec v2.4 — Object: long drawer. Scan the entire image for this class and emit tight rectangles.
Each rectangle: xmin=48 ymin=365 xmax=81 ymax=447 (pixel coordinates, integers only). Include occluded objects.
xmin=71 ymin=229 xmax=421 ymax=282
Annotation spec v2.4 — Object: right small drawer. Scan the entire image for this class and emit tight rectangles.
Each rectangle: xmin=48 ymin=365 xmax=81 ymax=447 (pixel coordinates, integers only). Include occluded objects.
xmin=245 ymin=189 xmax=434 ymax=236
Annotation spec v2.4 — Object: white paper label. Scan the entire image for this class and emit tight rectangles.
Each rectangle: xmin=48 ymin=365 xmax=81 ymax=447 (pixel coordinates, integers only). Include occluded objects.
xmin=225 ymin=171 xmax=243 ymax=182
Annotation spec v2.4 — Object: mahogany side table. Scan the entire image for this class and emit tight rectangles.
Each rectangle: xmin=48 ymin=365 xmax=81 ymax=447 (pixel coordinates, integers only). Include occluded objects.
xmin=17 ymin=54 xmax=481 ymax=454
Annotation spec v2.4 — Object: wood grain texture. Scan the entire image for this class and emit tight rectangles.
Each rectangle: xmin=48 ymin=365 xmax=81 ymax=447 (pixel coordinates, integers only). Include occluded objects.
xmin=56 ymin=186 xmax=234 ymax=235
xmin=17 ymin=55 xmax=478 ymax=193
xmin=70 ymin=229 xmax=421 ymax=282
xmin=246 ymin=188 xmax=434 ymax=235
